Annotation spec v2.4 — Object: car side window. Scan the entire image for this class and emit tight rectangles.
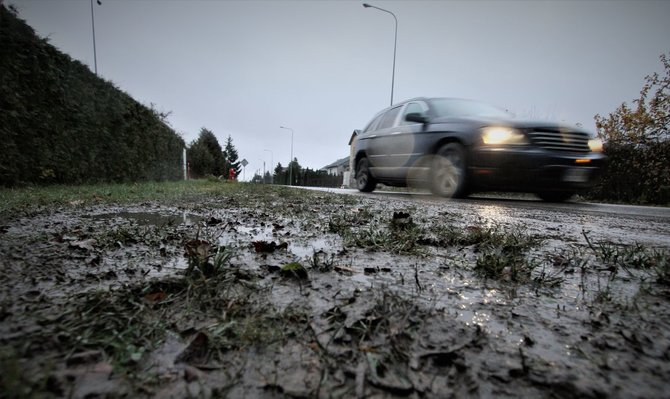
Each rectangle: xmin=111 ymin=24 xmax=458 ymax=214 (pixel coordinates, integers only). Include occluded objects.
xmin=377 ymin=106 xmax=402 ymax=130
xmin=400 ymin=102 xmax=427 ymax=125
xmin=364 ymin=113 xmax=384 ymax=132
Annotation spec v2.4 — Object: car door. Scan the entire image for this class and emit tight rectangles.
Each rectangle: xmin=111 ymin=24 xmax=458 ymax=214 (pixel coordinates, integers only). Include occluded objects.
xmin=367 ymin=106 xmax=403 ymax=178
xmin=385 ymin=101 xmax=430 ymax=179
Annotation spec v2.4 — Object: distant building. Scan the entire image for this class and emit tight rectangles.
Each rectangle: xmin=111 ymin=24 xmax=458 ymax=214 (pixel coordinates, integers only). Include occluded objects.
xmin=320 ymin=129 xmax=360 ymax=188
xmin=321 ymin=156 xmax=350 ymax=176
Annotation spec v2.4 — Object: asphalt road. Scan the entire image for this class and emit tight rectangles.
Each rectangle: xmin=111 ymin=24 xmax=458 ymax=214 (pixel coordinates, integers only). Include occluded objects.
xmin=295 ymin=186 xmax=670 ymax=222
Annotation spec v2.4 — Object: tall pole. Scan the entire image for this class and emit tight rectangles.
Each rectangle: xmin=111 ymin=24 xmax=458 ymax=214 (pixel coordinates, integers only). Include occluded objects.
xmin=280 ymin=126 xmax=294 ymax=185
xmin=363 ymin=3 xmax=397 ymax=106
xmin=264 ymin=149 xmax=273 ymax=184
xmin=90 ymin=0 xmax=99 ymax=75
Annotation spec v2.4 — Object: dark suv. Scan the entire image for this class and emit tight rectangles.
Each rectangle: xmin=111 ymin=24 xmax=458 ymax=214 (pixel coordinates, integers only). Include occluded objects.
xmin=353 ymin=97 xmax=605 ymax=201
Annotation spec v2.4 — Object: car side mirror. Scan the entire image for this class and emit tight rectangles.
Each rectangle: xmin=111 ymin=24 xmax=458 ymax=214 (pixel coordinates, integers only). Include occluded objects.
xmin=405 ymin=112 xmax=429 ymax=124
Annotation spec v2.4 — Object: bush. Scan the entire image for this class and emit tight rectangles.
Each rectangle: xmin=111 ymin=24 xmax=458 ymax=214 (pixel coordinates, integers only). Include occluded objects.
xmin=588 ymin=53 xmax=670 ymax=205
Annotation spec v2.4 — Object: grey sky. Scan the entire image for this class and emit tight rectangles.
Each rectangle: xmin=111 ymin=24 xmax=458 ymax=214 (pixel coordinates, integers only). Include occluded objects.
xmin=8 ymin=0 xmax=670 ymax=180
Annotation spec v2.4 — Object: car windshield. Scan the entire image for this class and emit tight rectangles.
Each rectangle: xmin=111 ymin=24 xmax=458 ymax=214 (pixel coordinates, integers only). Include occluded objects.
xmin=429 ymin=98 xmax=510 ymax=119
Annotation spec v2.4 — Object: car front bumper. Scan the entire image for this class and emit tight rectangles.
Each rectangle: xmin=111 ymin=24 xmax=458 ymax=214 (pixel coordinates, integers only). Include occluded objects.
xmin=470 ymin=146 xmax=605 ymax=192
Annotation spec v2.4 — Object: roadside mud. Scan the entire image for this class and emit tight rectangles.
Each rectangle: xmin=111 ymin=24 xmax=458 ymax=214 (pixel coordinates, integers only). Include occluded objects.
xmin=1 ymin=185 xmax=669 ymax=398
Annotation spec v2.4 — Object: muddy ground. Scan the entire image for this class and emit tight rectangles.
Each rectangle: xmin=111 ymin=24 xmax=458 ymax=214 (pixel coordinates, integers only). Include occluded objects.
xmin=1 ymin=184 xmax=669 ymax=398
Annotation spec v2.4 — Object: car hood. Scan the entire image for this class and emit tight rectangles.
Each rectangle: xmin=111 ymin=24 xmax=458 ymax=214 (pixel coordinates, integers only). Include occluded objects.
xmin=429 ymin=116 xmax=590 ymax=134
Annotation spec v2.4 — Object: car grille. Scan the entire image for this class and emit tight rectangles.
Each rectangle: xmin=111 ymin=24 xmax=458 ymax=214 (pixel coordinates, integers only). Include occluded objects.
xmin=527 ymin=129 xmax=590 ymax=153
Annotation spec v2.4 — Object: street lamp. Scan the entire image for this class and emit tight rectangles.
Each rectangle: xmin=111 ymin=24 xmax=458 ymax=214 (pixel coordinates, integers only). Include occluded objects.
xmin=264 ymin=149 xmax=273 ymax=184
xmin=90 ymin=0 xmax=101 ymax=75
xmin=363 ymin=3 xmax=397 ymax=106
xmin=279 ymin=126 xmax=294 ymax=185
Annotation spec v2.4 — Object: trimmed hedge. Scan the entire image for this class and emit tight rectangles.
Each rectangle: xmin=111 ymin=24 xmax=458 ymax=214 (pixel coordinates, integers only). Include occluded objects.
xmin=0 ymin=5 xmax=185 ymax=186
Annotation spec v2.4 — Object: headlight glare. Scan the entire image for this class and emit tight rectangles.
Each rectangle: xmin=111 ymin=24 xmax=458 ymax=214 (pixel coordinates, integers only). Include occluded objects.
xmin=481 ymin=127 xmax=527 ymax=145
xmin=588 ymin=138 xmax=604 ymax=152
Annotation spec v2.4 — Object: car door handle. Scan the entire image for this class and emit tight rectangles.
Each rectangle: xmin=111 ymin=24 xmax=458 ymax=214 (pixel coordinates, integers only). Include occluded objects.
xmin=390 ymin=131 xmax=402 ymax=135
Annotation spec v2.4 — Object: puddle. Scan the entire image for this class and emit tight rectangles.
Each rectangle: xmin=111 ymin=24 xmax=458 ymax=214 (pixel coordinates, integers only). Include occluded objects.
xmin=287 ymin=236 xmax=340 ymax=259
xmin=92 ymin=211 xmax=204 ymax=226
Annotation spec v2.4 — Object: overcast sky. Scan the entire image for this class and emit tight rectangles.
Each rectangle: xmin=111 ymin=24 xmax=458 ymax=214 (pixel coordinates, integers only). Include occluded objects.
xmin=8 ymin=0 xmax=670 ymax=179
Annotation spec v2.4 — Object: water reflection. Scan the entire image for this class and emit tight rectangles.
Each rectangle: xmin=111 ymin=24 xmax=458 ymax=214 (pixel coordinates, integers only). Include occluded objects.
xmin=93 ymin=211 xmax=203 ymax=226
xmin=474 ymin=204 xmax=511 ymax=226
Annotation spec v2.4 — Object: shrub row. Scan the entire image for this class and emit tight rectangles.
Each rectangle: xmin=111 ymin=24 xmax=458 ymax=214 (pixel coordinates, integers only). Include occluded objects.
xmin=586 ymin=141 xmax=670 ymax=205
xmin=0 ymin=5 xmax=185 ymax=187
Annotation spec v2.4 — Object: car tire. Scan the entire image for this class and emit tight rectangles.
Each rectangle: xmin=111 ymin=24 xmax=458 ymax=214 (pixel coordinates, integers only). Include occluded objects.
xmin=536 ymin=191 xmax=575 ymax=202
xmin=430 ymin=143 xmax=468 ymax=198
xmin=356 ymin=157 xmax=377 ymax=192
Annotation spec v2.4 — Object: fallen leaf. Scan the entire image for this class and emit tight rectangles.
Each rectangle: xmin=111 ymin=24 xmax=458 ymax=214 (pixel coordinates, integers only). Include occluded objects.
xmin=185 ymin=239 xmax=211 ymax=259
xmin=144 ymin=291 xmax=167 ymax=303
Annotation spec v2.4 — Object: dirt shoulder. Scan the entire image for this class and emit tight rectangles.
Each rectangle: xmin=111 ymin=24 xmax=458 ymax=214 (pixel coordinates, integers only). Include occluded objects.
xmin=1 ymin=183 xmax=669 ymax=398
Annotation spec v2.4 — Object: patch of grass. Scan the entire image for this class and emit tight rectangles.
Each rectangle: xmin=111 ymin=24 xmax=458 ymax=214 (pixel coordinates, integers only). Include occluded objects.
xmin=331 ymin=211 xmax=426 ymax=255
xmin=427 ymin=222 xmax=542 ymax=253
xmin=583 ymin=231 xmax=670 ymax=278
xmin=474 ymin=251 xmax=536 ymax=283
xmin=328 ymin=207 xmax=374 ymax=235
xmin=651 ymin=252 xmax=670 ymax=285
xmin=0 ymin=180 xmax=352 ymax=219
xmin=53 ymin=289 xmax=168 ymax=374
xmin=184 ymin=237 xmax=235 ymax=278
xmin=465 ymin=226 xmax=544 ymax=284
xmin=0 ymin=180 xmax=240 ymax=216
xmin=307 ymin=250 xmax=337 ymax=272
xmin=354 ymin=220 xmax=424 ymax=254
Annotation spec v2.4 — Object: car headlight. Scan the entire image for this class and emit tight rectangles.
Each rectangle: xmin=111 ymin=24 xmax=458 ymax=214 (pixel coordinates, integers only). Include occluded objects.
xmin=588 ymin=138 xmax=603 ymax=152
xmin=481 ymin=127 xmax=527 ymax=145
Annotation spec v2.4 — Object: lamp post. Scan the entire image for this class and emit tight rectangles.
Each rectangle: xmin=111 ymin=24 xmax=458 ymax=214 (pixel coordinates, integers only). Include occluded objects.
xmin=363 ymin=3 xmax=397 ymax=106
xmin=90 ymin=0 xmax=101 ymax=75
xmin=264 ymin=149 xmax=273 ymax=184
xmin=279 ymin=126 xmax=294 ymax=185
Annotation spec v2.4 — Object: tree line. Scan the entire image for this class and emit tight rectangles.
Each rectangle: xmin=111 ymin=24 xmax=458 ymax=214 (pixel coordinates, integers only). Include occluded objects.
xmin=250 ymin=158 xmax=342 ymax=187
xmin=189 ymin=134 xmax=343 ymax=187
xmin=186 ymin=128 xmax=242 ymax=179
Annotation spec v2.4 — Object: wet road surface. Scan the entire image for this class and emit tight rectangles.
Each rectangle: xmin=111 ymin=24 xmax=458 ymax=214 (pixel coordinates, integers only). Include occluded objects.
xmin=298 ymin=187 xmax=670 ymax=223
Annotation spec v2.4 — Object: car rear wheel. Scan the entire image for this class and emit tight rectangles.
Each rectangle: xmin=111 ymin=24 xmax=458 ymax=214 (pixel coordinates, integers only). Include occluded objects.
xmin=431 ymin=143 xmax=468 ymax=198
xmin=356 ymin=157 xmax=377 ymax=192
xmin=536 ymin=191 xmax=575 ymax=202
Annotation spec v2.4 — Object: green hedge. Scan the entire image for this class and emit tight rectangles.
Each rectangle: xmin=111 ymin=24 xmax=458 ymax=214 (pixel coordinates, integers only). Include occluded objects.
xmin=0 ymin=5 xmax=185 ymax=186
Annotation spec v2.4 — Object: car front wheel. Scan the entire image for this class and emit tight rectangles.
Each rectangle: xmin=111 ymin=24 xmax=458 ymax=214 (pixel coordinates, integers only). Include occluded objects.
xmin=356 ymin=157 xmax=377 ymax=192
xmin=431 ymin=143 xmax=468 ymax=198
